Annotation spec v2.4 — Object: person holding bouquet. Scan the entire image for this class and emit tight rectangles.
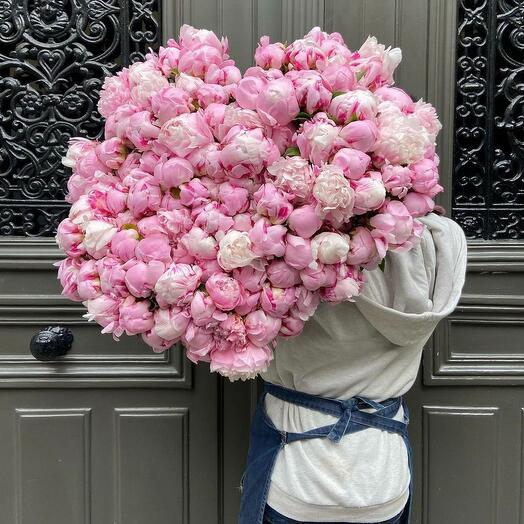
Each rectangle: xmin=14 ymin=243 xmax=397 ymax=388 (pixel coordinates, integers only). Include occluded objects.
xmin=241 ymin=210 xmax=466 ymax=524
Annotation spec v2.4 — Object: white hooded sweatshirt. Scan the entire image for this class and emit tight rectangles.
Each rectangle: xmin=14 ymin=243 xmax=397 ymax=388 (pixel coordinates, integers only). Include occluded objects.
xmin=261 ymin=213 xmax=468 ymax=522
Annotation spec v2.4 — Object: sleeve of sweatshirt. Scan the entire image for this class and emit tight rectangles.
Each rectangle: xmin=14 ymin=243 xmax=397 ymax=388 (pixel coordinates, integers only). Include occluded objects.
xmin=354 ymin=213 xmax=468 ymax=347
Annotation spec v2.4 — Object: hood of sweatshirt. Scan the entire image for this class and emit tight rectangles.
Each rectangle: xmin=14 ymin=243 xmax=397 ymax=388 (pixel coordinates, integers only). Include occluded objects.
xmin=354 ymin=213 xmax=467 ymax=347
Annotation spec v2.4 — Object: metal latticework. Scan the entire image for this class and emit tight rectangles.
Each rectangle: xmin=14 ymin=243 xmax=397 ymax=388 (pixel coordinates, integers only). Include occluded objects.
xmin=0 ymin=0 xmax=160 ymax=236
xmin=453 ymin=0 xmax=524 ymax=239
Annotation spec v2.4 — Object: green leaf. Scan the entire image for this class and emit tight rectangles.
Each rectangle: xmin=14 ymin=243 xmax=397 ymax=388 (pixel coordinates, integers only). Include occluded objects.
xmin=356 ymin=70 xmax=365 ymax=81
xmin=170 ymin=187 xmax=181 ymax=199
xmin=378 ymin=259 xmax=386 ymax=272
xmin=293 ymin=111 xmax=313 ymax=124
xmin=284 ymin=146 xmax=300 ymax=157
xmin=348 ymin=113 xmax=359 ymax=123
xmin=332 ymin=91 xmax=347 ymax=98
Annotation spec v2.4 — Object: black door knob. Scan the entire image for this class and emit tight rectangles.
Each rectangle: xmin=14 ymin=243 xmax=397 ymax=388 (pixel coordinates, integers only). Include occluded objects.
xmin=30 ymin=326 xmax=74 ymax=361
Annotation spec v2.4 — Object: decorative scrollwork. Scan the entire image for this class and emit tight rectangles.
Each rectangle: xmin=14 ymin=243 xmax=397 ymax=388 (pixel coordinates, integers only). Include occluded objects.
xmin=453 ymin=0 xmax=524 ymax=239
xmin=0 ymin=0 xmax=160 ymax=237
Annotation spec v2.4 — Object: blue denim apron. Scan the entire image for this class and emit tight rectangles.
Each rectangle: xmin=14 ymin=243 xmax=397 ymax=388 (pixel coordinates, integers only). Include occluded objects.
xmin=239 ymin=381 xmax=413 ymax=524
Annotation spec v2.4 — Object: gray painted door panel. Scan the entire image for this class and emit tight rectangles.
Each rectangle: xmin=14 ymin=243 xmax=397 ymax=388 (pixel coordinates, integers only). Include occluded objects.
xmin=0 ymin=367 xmax=232 ymax=524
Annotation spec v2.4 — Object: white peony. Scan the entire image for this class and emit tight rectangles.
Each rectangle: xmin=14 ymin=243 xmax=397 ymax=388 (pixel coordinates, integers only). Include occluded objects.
xmin=353 ymin=175 xmax=387 ymax=214
xmin=154 ymin=264 xmax=202 ymax=306
xmin=267 ymin=156 xmax=315 ymax=200
xmin=128 ymin=62 xmax=169 ymax=107
xmin=158 ymin=113 xmax=214 ymax=157
xmin=217 ymin=230 xmax=258 ymax=271
xmin=312 ymin=165 xmax=355 ymax=221
xmin=311 ymin=232 xmax=350 ymax=264
xmin=82 ymin=220 xmax=117 ymax=257
xmin=175 ymin=73 xmax=205 ymax=96
xmin=374 ymin=101 xmax=434 ymax=165
xmin=358 ymin=36 xmax=402 ymax=80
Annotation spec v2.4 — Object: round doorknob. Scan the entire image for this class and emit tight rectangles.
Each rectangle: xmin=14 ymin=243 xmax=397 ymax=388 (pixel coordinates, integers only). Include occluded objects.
xmin=30 ymin=326 xmax=74 ymax=361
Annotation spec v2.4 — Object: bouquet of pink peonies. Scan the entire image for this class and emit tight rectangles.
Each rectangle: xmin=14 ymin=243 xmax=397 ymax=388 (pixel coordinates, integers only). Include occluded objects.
xmin=56 ymin=25 xmax=443 ymax=380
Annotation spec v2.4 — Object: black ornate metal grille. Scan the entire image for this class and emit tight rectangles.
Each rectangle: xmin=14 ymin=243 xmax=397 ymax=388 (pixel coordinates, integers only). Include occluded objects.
xmin=453 ymin=0 xmax=524 ymax=239
xmin=0 ymin=0 xmax=161 ymax=236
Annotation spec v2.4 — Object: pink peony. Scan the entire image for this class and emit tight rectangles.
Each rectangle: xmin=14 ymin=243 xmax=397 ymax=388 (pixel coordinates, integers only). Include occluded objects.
xmin=245 ymin=309 xmax=282 ymax=347
xmin=190 ymin=291 xmax=227 ymax=327
xmin=287 ymin=205 xmax=323 ymax=238
xmin=256 ymin=78 xmax=299 ymax=126
xmin=180 ymin=227 xmax=217 ymax=260
xmin=374 ymin=87 xmax=415 ymax=113
xmin=260 ymin=286 xmax=297 ymax=318
xmin=332 ymin=148 xmax=371 ymax=180
xmin=83 ymin=294 xmax=123 ymax=337
xmin=217 ymin=230 xmax=258 ymax=271
xmin=255 ymin=36 xmax=286 ymax=69
xmin=76 ymin=260 xmax=101 ymax=300
xmin=288 ymin=70 xmax=332 ymax=114
xmin=402 ymin=192 xmax=435 ymax=217
xmin=136 ymin=234 xmax=172 ymax=264
xmin=119 ymin=296 xmax=154 ymax=335
xmin=214 ymin=314 xmax=249 ymax=352
xmin=153 ymin=306 xmax=191 ymax=341
xmin=56 ymin=219 xmax=86 ymax=258
xmin=151 ymin=86 xmax=192 ymax=124
xmin=284 ymin=234 xmax=314 ymax=270
xmin=374 ymin=101 xmax=435 ymax=164
xmin=56 ymin=258 xmax=82 ymax=301
xmin=128 ymin=61 xmax=169 ymax=107
xmin=96 ymin=138 xmax=127 ymax=169
xmin=293 ymin=286 xmax=320 ymax=321
xmin=299 ymin=264 xmax=337 ymax=291
xmin=219 ymin=127 xmax=279 ymax=178
xmin=218 ymin=183 xmax=249 ymax=215
xmin=279 ymin=315 xmax=305 ymax=337
xmin=347 ymin=227 xmax=382 ymax=269
xmin=205 ymin=272 xmax=242 ymax=311
xmin=98 ymin=72 xmax=131 ymax=118
xmin=322 ymin=64 xmax=357 ymax=92
xmin=370 ymin=200 xmax=425 ymax=252
xmin=410 ymin=158 xmax=443 ymax=197
xmin=82 ymin=220 xmax=118 ymax=259
xmin=183 ymin=323 xmax=215 ymax=362
xmin=124 ymin=259 xmax=165 ymax=298
xmin=381 ymin=164 xmax=413 ymax=198
xmin=249 ymin=218 xmax=287 ymax=258
xmin=209 ymin=343 xmax=273 ymax=381
xmin=158 ymin=112 xmax=214 ymax=157
xmin=339 ymin=120 xmax=378 ymax=152
xmin=253 ymin=184 xmax=293 ymax=224
xmin=97 ymin=255 xmax=128 ymax=296
xmin=329 ymin=90 xmax=378 ymax=123
xmin=267 ymin=260 xmax=301 ymax=288
xmin=352 ymin=173 xmax=387 ymax=214
xmin=154 ymin=156 xmax=194 ymax=189
xmin=295 ymin=114 xmax=340 ymax=165
xmin=154 ymin=263 xmax=202 ymax=306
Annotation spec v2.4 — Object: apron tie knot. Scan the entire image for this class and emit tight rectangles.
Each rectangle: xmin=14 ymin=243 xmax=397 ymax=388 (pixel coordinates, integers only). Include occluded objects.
xmin=327 ymin=398 xmax=356 ymax=443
